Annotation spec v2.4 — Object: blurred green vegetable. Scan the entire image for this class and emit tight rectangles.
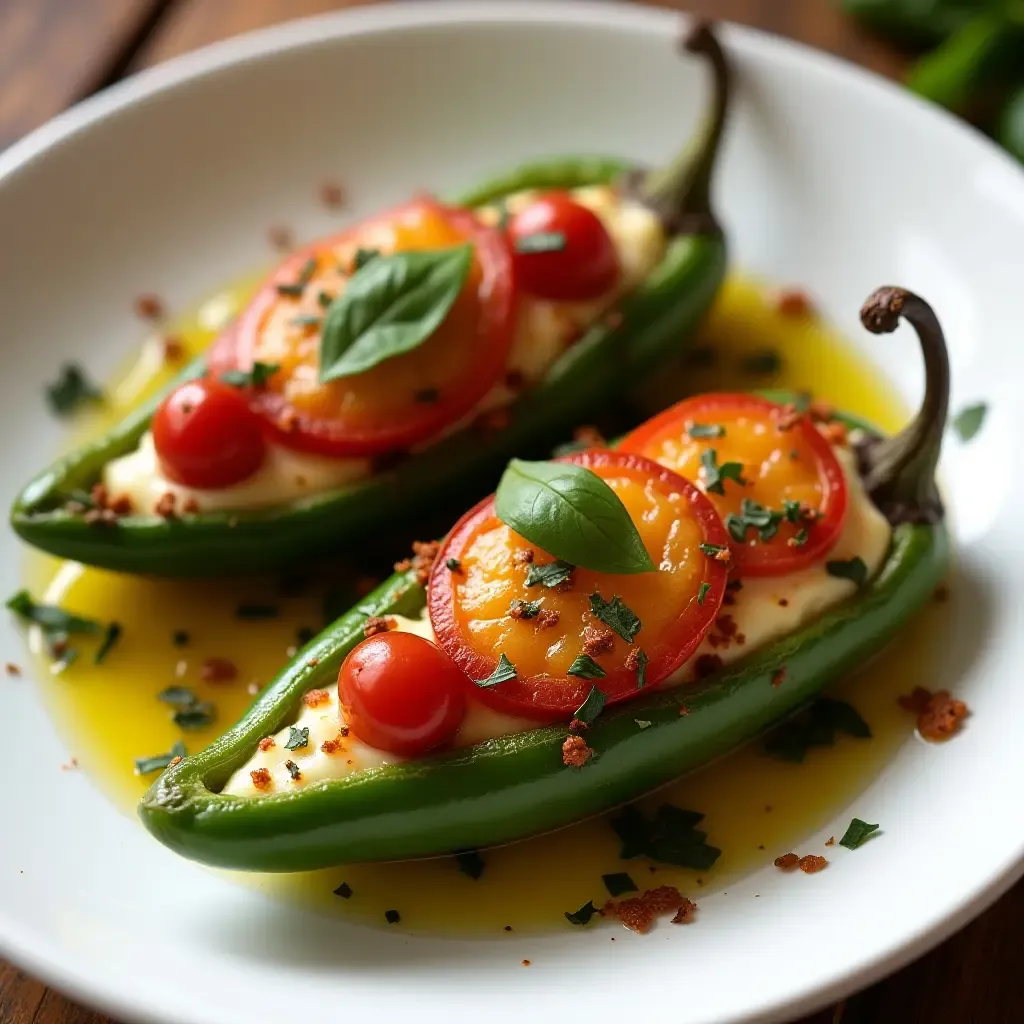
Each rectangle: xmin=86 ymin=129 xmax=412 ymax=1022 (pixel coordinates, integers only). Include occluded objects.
xmin=997 ymin=84 xmax=1024 ymax=159
xmin=843 ymin=0 xmax=983 ymax=47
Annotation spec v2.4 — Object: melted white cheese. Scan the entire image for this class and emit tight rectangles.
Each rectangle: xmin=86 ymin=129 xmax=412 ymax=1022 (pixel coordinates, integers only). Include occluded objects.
xmin=104 ymin=187 xmax=664 ymax=514
xmin=222 ymin=447 xmax=891 ymax=797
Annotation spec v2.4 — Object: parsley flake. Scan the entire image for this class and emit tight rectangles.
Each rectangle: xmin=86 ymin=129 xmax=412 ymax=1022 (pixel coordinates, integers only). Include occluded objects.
xmin=952 ymin=402 xmax=987 ymax=442
xmin=475 ymin=653 xmax=516 ymax=688
xmin=764 ymin=698 xmax=871 ymax=762
xmin=697 ymin=582 xmax=712 ymax=605
xmin=699 ymin=543 xmax=728 ymax=559
xmin=602 ymin=872 xmax=638 ymax=897
xmin=610 ymin=803 xmax=721 ymax=870
xmin=573 ymin=684 xmax=607 ymax=724
xmin=384 ymin=909 xmax=401 ymax=924
xmin=726 ymin=498 xmax=784 ymax=544
xmin=525 ymin=559 xmax=575 ymax=589
xmin=6 ymin=589 xmax=102 ymax=664
xmin=567 ymin=654 xmax=606 ymax=680
xmin=633 ymin=648 xmax=649 ymax=689
xmin=173 ymin=702 xmax=216 ymax=730
xmin=588 ymin=592 xmax=641 ymax=643
xmin=94 ymin=622 xmax=122 ymax=664
xmin=687 ymin=422 xmax=725 ymax=439
xmin=826 ymin=557 xmax=868 ymax=587
xmin=352 ymin=247 xmax=381 ymax=272
xmin=157 ymin=685 xmax=199 ymax=709
xmin=455 ymin=850 xmax=485 ymax=879
xmin=134 ymin=740 xmax=186 ymax=776
xmin=701 ymin=449 xmax=746 ymax=495
xmin=46 ymin=363 xmax=103 ymax=416
xmin=333 ymin=882 xmax=353 ymax=898
xmin=221 ymin=362 xmax=280 ymax=389
xmin=514 ymin=231 xmax=566 ymax=255
xmin=285 ymin=726 xmax=310 ymax=750
xmin=276 ymin=257 xmax=316 ymax=297
xmin=510 ymin=599 xmax=541 ymax=620
xmin=564 ymin=900 xmax=598 ymax=926
xmin=839 ymin=818 xmax=880 ymax=850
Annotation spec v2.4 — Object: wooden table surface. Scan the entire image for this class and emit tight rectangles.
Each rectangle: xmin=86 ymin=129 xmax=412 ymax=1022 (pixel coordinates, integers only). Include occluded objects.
xmin=0 ymin=1 xmax=1019 ymax=1022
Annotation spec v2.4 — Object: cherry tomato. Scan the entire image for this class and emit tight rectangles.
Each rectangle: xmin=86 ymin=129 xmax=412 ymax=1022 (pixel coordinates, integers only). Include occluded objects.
xmin=428 ymin=450 xmax=728 ymax=720
xmin=152 ymin=378 xmax=266 ymax=489
xmin=619 ymin=393 xmax=849 ymax=576
xmin=208 ymin=198 xmax=517 ymax=458
xmin=508 ymin=192 xmax=620 ymax=302
xmin=338 ymin=631 xmax=469 ymax=756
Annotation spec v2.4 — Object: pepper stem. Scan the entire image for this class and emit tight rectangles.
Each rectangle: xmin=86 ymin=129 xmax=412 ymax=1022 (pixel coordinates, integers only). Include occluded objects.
xmin=634 ymin=19 xmax=731 ymax=235
xmin=857 ymin=287 xmax=949 ymax=525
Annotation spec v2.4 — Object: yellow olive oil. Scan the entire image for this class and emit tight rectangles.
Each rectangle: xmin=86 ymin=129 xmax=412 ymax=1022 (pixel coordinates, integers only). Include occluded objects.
xmin=25 ymin=276 xmax=946 ymax=935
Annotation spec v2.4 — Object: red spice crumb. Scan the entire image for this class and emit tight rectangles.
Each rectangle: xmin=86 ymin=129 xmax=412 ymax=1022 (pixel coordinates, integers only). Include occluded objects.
xmin=722 ymin=591 xmax=736 ymax=606
xmin=582 ymin=625 xmax=615 ymax=658
xmin=363 ymin=615 xmax=396 ymax=638
xmin=716 ymin=614 xmax=738 ymax=638
xmin=735 ymin=632 xmax=746 ymax=646
xmin=320 ymin=736 xmax=344 ymax=754
xmin=394 ymin=539 xmax=441 ymax=585
xmin=568 ymin=717 xmax=588 ymax=733
xmin=135 ymin=294 xmax=164 ymax=321
xmin=154 ymin=492 xmax=176 ymax=519
xmin=162 ymin=335 xmax=185 ymax=362
xmin=712 ymin=547 xmax=731 ymax=563
xmin=778 ymin=598 xmax=789 ymax=607
xmin=476 ymin=407 xmax=512 ymax=435
xmin=933 ymin=583 xmax=950 ymax=603
xmin=5 ymin=662 xmax=21 ymax=676
xmin=320 ymin=180 xmax=346 ymax=208
xmin=678 ymin=705 xmax=690 ymax=716
xmin=917 ymin=690 xmax=969 ymax=741
xmin=61 ymin=758 xmax=79 ymax=771
xmin=776 ymin=289 xmax=813 ymax=318
xmin=604 ymin=886 xmax=687 ymax=934
xmin=573 ymin=425 xmax=606 ymax=449
xmin=808 ymin=399 xmax=835 ymax=424
xmin=561 ymin=734 xmax=594 ymax=768
xmin=276 ymin=410 xmax=300 ymax=433
xmin=624 ymin=647 xmax=642 ymax=671
xmin=774 ymin=853 xmax=800 ymax=870
xmin=303 ymin=688 xmax=331 ymax=708
xmin=708 ymin=633 xmax=727 ymax=650
xmin=514 ymin=548 xmax=535 ymax=565
xmin=821 ymin=421 xmax=848 ymax=447
xmin=671 ymin=898 xmax=698 ymax=924
xmin=306 ymin=658 xmax=320 ymax=667
xmin=775 ymin=405 xmax=804 ymax=432
xmin=258 ymin=736 xmax=275 ymax=752
xmin=521 ymin=960 xmax=531 ymax=967
xmin=181 ymin=497 xmax=199 ymax=515
xmin=267 ymin=224 xmax=293 ymax=251
xmin=771 ymin=667 xmax=787 ymax=688
xmin=799 ymin=855 xmax=829 ymax=874
xmin=91 ymin=483 xmax=108 ymax=508
xmin=168 ymin=755 xmax=183 ymax=768
xmin=508 ymin=600 xmax=530 ymax=621
xmin=535 ymin=608 xmax=560 ymax=629
xmin=109 ymin=493 xmax=134 ymax=516
xmin=694 ymin=654 xmax=723 ymax=679
xmin=825 ymin=836 xmax=835 ymax=847
xmin=251 ymin=768 xmax=272 ymax=791
xmin=339 ymin=725 xmax=350 ymax=737
xmin=200 ymin=656 xmax=237 ymax=683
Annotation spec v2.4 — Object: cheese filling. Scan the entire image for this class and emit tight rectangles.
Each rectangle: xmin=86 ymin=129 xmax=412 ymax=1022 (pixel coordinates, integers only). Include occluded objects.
xmin=223 ymin=445 xmax=891 ymax=798
xmin=104 ymin=187 xmax=666 ymax=515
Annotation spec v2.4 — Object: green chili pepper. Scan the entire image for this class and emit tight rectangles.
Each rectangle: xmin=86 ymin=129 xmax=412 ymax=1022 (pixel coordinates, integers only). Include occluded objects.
xmin=11 ymin=23 xmax=731 ymax=579
xmin=843 ymin=0 xmax=982 ymax=48
xmin=996 ymin=82 xmax=1024 ymax=160
xmin=138 ymin=285 xmax=951 ymax=872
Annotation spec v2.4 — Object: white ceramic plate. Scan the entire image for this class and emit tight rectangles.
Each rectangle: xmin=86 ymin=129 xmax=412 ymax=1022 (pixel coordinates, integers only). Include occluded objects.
xmin=1 ymin=3 xmax=1022 ymax=1022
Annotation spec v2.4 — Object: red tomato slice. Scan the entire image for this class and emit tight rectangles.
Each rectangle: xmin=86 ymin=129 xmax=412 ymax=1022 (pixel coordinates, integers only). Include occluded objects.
xmin=428 ymin=450 xmax=729 ymax=721
xmin=208 ymin=198 xmax=516 ymax=458
xmin=619 ymin=393 xmax=849 ymax=576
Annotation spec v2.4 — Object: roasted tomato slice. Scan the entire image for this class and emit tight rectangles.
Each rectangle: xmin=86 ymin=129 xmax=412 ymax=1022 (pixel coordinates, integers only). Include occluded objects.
xmin=209 ymin=197 xmax=516 ymax=458
xmin=619 ymin=393 xmax=849 ymax=576
xmin=428 ymin=450 xmax=729 ymax=721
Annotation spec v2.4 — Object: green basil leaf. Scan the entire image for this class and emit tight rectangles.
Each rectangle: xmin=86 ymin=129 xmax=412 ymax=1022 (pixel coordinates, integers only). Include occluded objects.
xmin=838 ymin=817 xmax=880 ymax=850
xmin=474 ymin=653 xmax=516 ymax=689
xmin=319 ymin=244 xmax=473 ymax=381
xmin=221 ymin=362 xmax=280 ymax=389
xmin=588 ymin=592 xmax=642 ymax=644
xmin=495 ymin=459 xmax=655 ymax=575
xmin=567 ymin=654 xmax=606 ymax=680
xmin=826 ymin=557 xmax=868 ymax=587
xmin=573 ymin=685 xmax=607 ymax=724
xmin=701 ymin=449 xmax=746 ymax=496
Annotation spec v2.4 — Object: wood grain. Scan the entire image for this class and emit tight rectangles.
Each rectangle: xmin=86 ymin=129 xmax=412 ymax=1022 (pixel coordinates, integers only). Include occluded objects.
xmin=0 ymin=2 xmax=1020 ymax=1023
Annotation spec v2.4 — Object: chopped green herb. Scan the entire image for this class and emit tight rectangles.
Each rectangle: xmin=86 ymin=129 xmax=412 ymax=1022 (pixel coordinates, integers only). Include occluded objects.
xmin=495 ymin=199 xmax=510 ymax=232
xmin=791 ymin=527 xmax=809 ymax=547
xmin=740 ymin=349 xmax=782 ymax=376
xmin=285 ymin=759 xmax=301 ymax=780
xmin=46 ymin=363 xmax=103 ymax=416
xmin=94 ymin=622 xmax=122 ymax=664
xmin=952 ymin=402 xmax=987 ymax=442
xmin=700 ymin=449 xmax=746 ymax=495
xmin=635 ymin=719 xmax=652 ymax=730
xmin=573 ymin=684 xmax=607 ymax=724
xmin=725 ymin=498 xmax=783 ymax=544
xmin=475 ymin=653 xmax=517 ymax=688
xmin=455 ymin=850 xmax=485 ymax=879
xmin=782 ymin=500 xmax=803 ymax=523
xmin=588 ymin=592 xmax=642 ymax=644
xmin=173 ymin=703 xmax=216 ymax=730
xmin=157 ymin=686 xmax=199 ymax=709
xmin=763 ymin=698 xmax=871 ymax=762
xmin=697 ymin=582 xmax=712 ymax=605
xmin=6 ymin=590 xmax=101 ymax=637
xmin=525 ymin=560 xmax=575 ymax=589
xmin=384 ymin=909 xmax=401 ymax=924
xmin=317 ymin=290 xmax=334 ymax=309
xmin=839 ymin=818 xmax=880 ymax=850
xmin=699 ymin=543 xmax=728 ymax=558
xmin=633 ymin=648 xmax=649 ymax=689
xmin=567 ymin=654 xmax=606 ymax=680
xmin=510 ymin=599 xmax=541 ymax=620
xmin=446 ymin=558 xmax=462 ymax=573
xmin=285 ymin=726 xmax=310 ymax=750
xmin=610 ymin=803 xmax=721 ymax=869
xmin=352 ymin=247 xmax=381 ymax=272
xmin=602 ymin=872 xmax=638 ymax=897
xmin=235 ymin=603 xmax=280 ymax=620
xmin=792 ymin=391 xmax=812 ymax=413
xmin=826 ymin=557 xmax=868 ymax=587
xmin=514 ymin=231 xmax=566 ymax=255
xmin=687 ymin=422 xmax=725 ymax=439
xmin=221 ymin=361 xmax=280 ymax=389
xmin=276 ymin=257 xmax=317 ymax=297
xmin=564 ymin=900 xmax=598 ymax=926
xmin=172 ymin=630 xmax=190 ymax=647
xmin=134 ymin=741 xmax=186 ymax=776
xmin=333 ymin=882 xmax=353 ymax=898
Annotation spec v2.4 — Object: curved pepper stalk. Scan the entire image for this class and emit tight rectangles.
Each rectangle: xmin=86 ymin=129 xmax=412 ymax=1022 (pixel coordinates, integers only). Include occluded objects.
xmin=857 ymin=287 xmax=950 ymax=526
